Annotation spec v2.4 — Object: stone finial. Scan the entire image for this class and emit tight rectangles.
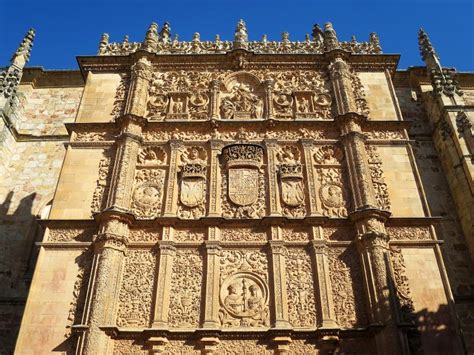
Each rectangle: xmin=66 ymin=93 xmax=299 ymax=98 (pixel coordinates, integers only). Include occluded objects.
xmin=143 ymin=22 xmax=159 ymax=52
xmin=312 ymin=23 xmax=324 ymax=44
xmin=159 ymin=22 xmax=171 ymax=43
xmin=234 ymin=19 xmax=248 ymax=49
xmin=369 ymin=32 xmax=382 ymax=53
xmin=98 ymin=33 xmax=109 ymax=55
xmin=281 ymin=32 xmax=290 ymax=43
xmin=323 ymin=22 xmax=339 ymax=51
xmin=418 ymin=28 xmax=442 ymax=73
xmin=11 ymin=28 xmax=35 ymax=68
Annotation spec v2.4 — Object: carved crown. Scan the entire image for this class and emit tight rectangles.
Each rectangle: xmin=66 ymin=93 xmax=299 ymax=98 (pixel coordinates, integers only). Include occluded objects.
xmin=181 ymin=163 xmax=207 ymax=179
xmin=222 ymin=144 xmax=264 ymax=168
xmin=279 ymin=163 xmax=303 ymax=179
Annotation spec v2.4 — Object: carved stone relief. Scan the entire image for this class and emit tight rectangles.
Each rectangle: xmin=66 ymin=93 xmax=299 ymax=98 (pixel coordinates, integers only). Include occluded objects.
xmin=286 ymin=248 xmax=317 ymax=327
xmin=131 ymin=168 xmax=166 ymax=219
xmin=128 ymin=228 xmax=161 ymax=242
xmin=215 ymin=340 xmax=272 ymax=354
xmin=386 ymin=226 xmax=432 ymax=241
xmin=221 ymin=144 xmax=266 ymax=218
xmin=169 ymin=249 xmax=203 ymax=327
xmin=277 ymin=145 xmax=306 ymax=218
xmin=163 ymin=340 xmax=200 ymax=354
xmin=91 ymin=150 xmax=114 ymax=214
xmin=389 ymin=247 xmax=415 ymax=322
xmin=323 ymin=226 xmax=354 ymax=241
xmin=219 ymin=250 xmax=269 ymax=327
xmin=47 ymin=228 xmax=95 ymax=243
xmin=288 ymin=339 xmax=317 ymax=354
xmin=328 ymin=247 xmax=367 ymax=327
xmin=111 ymin=74 xmax=130 ymax=119
xmin=314 ymin=145 xmax=349 ymax=217
xmin=116 ymin=249 xmax=155 ymax=327
xmin=220 ymin=227 xmax=267 ymax=242
xmin=281 ymin=227 xmax=309 ymax=241
xmin=137 ymin=146 xmax=167 ymax=166
xmin=178 ymin=146 xmax=207 ymax=219
xmin=174 ymin=228 xmax=206 ymax=242
xmin=366 ymin=145 xmax=390 ymax=211
xmin=112 ymin=339 xmax=147 ymax=354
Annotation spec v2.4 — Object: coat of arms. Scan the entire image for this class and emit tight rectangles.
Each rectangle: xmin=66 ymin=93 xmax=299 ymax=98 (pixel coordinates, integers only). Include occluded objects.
xmin=228 ymin=168 xmax=259 ymax=206
xmin=179 ymin=147 xmax=207 ymax=210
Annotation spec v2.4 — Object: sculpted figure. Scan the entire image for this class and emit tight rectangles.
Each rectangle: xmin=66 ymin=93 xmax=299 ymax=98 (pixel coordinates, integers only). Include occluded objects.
xmin=172 ymin=97 xmax=184 ymax=113
xmin=298 ymin=97 xmax=310 ymax=113
xmin=224 ymin=284 xmax=244 ymax=313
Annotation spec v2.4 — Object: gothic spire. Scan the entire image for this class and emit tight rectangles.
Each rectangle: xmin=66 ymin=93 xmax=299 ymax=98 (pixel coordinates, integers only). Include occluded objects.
xmin=234 ymin=19 xmax=248 ymax=50
xmin=323 ymin=22 xmax=339 ymax=52
xmin=143 ymin=22 xmax=159 ymax=52
xmin=11 ymin=28 xmax=35 ymax=69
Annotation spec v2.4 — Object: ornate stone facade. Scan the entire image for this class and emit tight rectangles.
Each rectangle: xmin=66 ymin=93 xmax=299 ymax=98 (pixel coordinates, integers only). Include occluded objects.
xmin=2 ymin=21 xmax=473 ymax=355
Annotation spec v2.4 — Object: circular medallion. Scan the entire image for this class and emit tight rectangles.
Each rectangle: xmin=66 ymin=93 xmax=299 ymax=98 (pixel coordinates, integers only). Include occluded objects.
xmin=320 ymin=183 xmax=344 ymax=208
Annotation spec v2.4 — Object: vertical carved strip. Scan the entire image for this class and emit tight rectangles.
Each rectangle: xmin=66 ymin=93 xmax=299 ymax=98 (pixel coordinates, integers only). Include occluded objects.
xmin=203 ymin=236 xmax=222 ymax=328
xmin=264 ymin=79 xmax=274 ymax=119
xmin=208 ymin=140 xmax=223 ymax=217
xmin=264 ymin=140 xmax=281 ymax=216
xmin=301 ymin=139 xmax=320 ymax=216
xmin=209 ymin=80 xmax=220 ymax=119
xmin=309 ymin=240 xmax=338 ymax=328
xmin=124 ymin=57 xmax=152 ymax=117
xmin=268 ymin=229 xmax=290 ymax=328
xmin=163 ymin=140 xmax=182 ymax=216
xmin=328 ymin=56 xmax=357 ymax=115
xmin=152 ymin=240 xmax=176 ymax=327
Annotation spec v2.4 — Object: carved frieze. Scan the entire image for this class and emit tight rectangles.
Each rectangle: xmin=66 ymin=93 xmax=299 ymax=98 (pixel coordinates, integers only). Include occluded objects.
xmin=128 ymin=228 xmax=161 ymax=242
xmin=215 ymin=340 xmax=272 ymax=354
xmin=220 ymin=227 xmax=267 ymax=242
xmin=281 ymin=227 xmax=309 ymax=241
xmin=219 ymin=250 xmax=269 ymax=327
xmin=174 ymin=228 xmax=206 ymax=242
xmin=323 ymin=227 xmax=354 ymax=241
xmin=314 ymin=145 xmax=349 ymax=217
xmin=178 ymin=146 xmax=208 ymax=219
xmin=366 ymin=145 xmax=390 ymax=211
xmin=91 ymin=151 xmax=114 ymax=214
xmin=116 ymin=249 xmax=155 ymax=327
xmin=47 ymin=228 xmax=95 ymax=243
xmin=169 ymin=249 xmax=203 ymax=327
xmin=386 ymin=226 xmax=432 ymax=241
xmin=112 ymin=339 xmax=147 ymax=354
xmin=286 ymin=248 xmax=317 ymax=327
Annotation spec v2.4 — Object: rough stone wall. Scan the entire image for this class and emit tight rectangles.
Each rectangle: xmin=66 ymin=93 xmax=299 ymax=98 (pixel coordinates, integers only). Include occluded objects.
xmin=396 ymin=84 xmax=474 ymax=352
xmin=0 ymin=74 xmax=83 ymax=354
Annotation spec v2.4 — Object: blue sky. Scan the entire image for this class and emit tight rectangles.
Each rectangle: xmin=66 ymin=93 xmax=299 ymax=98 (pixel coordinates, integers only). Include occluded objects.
xmin=2 ymin=0 xmax=473 ymax=71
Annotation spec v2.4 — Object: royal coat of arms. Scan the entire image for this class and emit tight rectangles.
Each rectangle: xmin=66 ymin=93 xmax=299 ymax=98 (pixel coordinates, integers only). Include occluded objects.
xmin=228 ymin=168 xmax=259 ymax=206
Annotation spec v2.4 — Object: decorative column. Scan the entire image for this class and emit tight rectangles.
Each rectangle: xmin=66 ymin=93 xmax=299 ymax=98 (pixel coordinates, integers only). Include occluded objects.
xmin=309 ymin=227 xmax=338 ymax=329
xmin=264 ymin=140 xmax=282 ymax=216
xmin=301 ymin=139 xmax=320 ymax=216
xmin=209 ymin=80 xmax=220 ymax=119
xmin=152 ymin=234 xmax=176 ymax=328
xmin=264 ymin=79 xmax=275 ymax=119
xmin=324 ymin=22 xmax=403 ymax=354
xmin=208 ymin=140 xmax=223 ymax=217
xmin=163 ymin=140 xmax=182 ymax=216
xmin=268 ymin=227 xmax=291 ymax=328
xmin=202 ymin=227 xmax=222 ymax=328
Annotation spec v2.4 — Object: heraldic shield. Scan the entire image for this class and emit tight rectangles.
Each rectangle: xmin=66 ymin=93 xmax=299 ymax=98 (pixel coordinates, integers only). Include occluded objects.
xmin=279 ymin=163 xmax=304 ymax=207
xmin=180 ymin=163 xmax=206 ymax=208
xmin=228 ymin=168 xmax=259 ymax=206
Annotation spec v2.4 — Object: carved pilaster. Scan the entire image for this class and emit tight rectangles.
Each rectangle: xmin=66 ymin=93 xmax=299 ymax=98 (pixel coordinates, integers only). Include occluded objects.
xmin=265 ymin=140 xmax=282 ymax=216
xmin=308 ymin=238 xmax=338 ymax=329
xmin=208 ymin=140 xmax=223 ymax=217
xmin=268 ymin=232 xmax=291 ymax=328
xmin=335 ymin=115 xmax=377 ymax=211
xmin=264 ymin=79 xmax=275 ymax=119
xmin=327 ymin=56 xmax=357 ymax=115
xmin=152 ymin=239 xmax=176 ymax=328
xmin=82 ymin=216 xmax=128 ymax=355
xmin=124 ymin=56 xmax=153 ymax=117
xmin=301 ymin=139 xmax=320 ymax=216
xmin=209 ymin=80 xmax=220 ymax=119
xmin=163 ymin=140 xmax=182 ymax=216
xmin=203 ymin=237 xmax=222 ymax=328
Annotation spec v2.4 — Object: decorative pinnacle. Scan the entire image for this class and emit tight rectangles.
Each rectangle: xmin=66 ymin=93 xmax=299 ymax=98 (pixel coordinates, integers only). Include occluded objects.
xmin=11 ymin=28 xmax=35 ymax=68
xmin=418 ymin=28 xmax=442 ymax=72
xmin=143 ymin=22 xmax=159 ymax=52
xmin=98 ymin=33 xmax=109 ymax=55
xmin=159 ymin=22 xmax=171 ymax=43
xmin=312 ymin=24 xmax=324 ymax=44
xmin=234 ymin=19 xmax=248 ymax=49
xmin=323 ymin=22 xmax=339 ymax=52
xmin=369 ymin=32 xmax=382 ymax=53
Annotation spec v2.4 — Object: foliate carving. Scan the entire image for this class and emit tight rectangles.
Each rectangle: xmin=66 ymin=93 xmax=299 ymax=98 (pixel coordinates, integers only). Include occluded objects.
xmin=220 ymin=227 xmax=267 ymax=242
xmin=281 ymin=227 xmax=309 ymax=241
xmin=169 ymin=249 xmax=203 ymax=327
xmin=216 ymin=340 xmax=272 ymax=354
xmin=219 ymin=250 xmax=269 ymax=327
xmin=131 ymin=169 xmax=166 ymax=218
xmin=174 ymin=228 xmax=206 ymax=242
xmin=163 ymin=340 xmax=200 ymax=354
xmin=364 ymin=129 xmax=405 ymax=140
xmin=74 ymin=129 xmax=117 ymax=142
xmin=350 ymin=69 xmax=370 ymax=116
xmin=323 ymin=227 xmax=354 ymax=241
xmin=328 ymin=247 xmax=367 ymax=327
xmin=113 ymin=340 xmax=147 ymax=354
xmin=91 ymin=151 xmax=114 ymax=214
xmin=47 ymin=228 xmax=95 ymax=242
xmin=286 ymin=249 xmax=316 ymax=327
xmin=277 ymin=146 xmax=306 ymax=217
xmin=137 ymin=146 xmax=167 ymax=165
xmin=386 ymin=226 xmax=431 ymax=241
xmin=128 ymin=228 xmax=161 ymax=242
xmin=288 ymin=340 xmax=317 ymax=354
xmin=65 ymin=249 xmax=92 ymax=337
xmin=314 ymin=146 xmax=349 ymax=218
xmin=117 ymin=250 xmax=155 ymax=327
xmin=111 ymin=74 xmax=130 ymax=119
xmin=219 ymin=72 xmax=264 ymax=119
xmin=178 ymin=147 xmax=207 ymax=219
xmin=366 ymin=145 xmax=390 ymax=211
xmin=390 ymin=247 xmax=415 ymax=321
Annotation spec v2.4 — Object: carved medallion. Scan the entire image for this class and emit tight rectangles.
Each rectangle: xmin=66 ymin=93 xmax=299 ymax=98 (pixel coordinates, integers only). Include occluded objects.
xmin=219 ymin=272 xmax=269 ymax=327
xmin=132 ymin=183 xmax=162 ymax=217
